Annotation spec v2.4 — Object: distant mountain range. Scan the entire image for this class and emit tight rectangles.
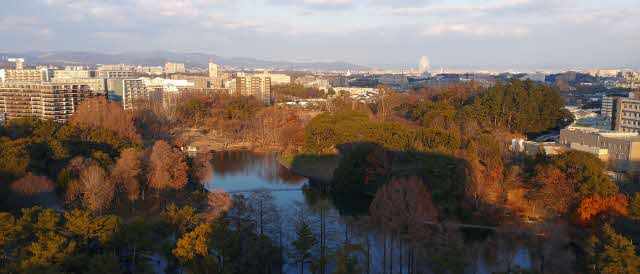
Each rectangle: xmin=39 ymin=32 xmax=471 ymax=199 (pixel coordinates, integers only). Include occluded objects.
xmin=0 ymin=51 xmax=370 ymax=71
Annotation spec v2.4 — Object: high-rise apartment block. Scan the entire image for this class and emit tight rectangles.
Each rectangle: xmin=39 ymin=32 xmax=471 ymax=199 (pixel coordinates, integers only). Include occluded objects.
xmin=0 ymin=82 xmax=104 ymax=122
xmin=612 ymin=96 xmax=640 ymax=133
xmin=164 ymin=62 xmax=186 ymax=74
xmin=209 ymin=63 xmax=219 ymax=78
xmin=122 ymin=79 xmax=149 ymax=110
xmin=236 ymin=76 xmax=272 ymax=105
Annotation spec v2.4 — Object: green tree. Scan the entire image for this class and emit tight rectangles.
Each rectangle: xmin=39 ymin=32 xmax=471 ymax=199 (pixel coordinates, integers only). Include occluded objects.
xmin=162 ymin=203 xmax=202 ymax=236
xmin=597 ymin=224 xmax=640 ymax=274
xmin=333 ymin=243 xmax=364 ymax=274
xmin=292 ymin=220 xmax=317 ymax=274
xmin=630 ymin=193 xmax=640 ymax=220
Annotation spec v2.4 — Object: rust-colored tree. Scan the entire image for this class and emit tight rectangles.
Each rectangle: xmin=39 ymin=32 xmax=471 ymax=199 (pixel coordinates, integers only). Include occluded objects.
xmin=10 ymin=173 xmax=54 ymax=196
xmin=148 ymin=141 xmax=189 ymax=193
xmin=192 ymin=153 xmax=213 ymax=190
xmin=532 ymin=165 xmax=577 ymax=217
xmin=71 ymin=98 xmax=142 ymax=143
xmin=207 ymin=190 xmax=232 ymax=220
xmin=112 ymin=148 xmax=144 ymax=202
xmin=577 ymin=194 xmax=629 ymax=224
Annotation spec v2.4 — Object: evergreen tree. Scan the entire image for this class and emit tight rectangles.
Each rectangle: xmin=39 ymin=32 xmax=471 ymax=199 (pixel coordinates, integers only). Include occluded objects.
xmin=292 ymin=221 xmax=317 ymax=274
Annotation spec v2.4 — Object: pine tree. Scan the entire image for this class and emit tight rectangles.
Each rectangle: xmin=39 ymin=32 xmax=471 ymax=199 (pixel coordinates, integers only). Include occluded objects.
xmin=292 ymin=221 xmax=316 ymax=274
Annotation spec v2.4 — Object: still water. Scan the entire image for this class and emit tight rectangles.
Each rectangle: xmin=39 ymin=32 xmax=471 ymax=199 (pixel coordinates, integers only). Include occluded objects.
xmin=205 ymin=150 xmax=534 ymax=274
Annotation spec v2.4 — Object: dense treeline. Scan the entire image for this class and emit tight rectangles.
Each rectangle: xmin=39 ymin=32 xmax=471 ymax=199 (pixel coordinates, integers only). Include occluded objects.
xmin=272 ymin=84 xmax=326 ymax=99
xmin=170 ymin=92 xmax=308 ymax=152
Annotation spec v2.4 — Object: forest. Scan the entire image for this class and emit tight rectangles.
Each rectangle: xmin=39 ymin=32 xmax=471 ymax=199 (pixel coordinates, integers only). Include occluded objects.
xmin=297 ymin=79 xmax=640 ymax=273
xmin=1 ymin=79 xmax=639 ymax=273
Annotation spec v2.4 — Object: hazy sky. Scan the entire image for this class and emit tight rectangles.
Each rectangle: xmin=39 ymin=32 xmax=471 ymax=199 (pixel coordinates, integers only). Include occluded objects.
xmin=1 ymin=0 xmax=639 ymax=70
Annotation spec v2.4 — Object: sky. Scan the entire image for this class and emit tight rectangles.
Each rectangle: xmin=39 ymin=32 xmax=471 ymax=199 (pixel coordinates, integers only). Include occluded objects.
xmin=1 ymin=0 xmax=639 ymax=70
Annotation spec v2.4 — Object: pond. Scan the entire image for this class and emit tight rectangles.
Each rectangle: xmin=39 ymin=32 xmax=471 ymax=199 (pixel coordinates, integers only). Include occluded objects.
xmin=205 ymin=150 xmax=537 ymax=274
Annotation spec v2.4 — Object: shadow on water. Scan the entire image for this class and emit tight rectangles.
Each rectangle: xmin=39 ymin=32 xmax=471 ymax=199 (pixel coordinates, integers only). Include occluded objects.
xmin=209 ymin=148 xmax=541 ymax=273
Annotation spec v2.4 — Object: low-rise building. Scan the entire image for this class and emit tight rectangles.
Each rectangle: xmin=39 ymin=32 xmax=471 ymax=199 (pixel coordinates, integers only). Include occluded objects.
xmin=165 ymin=62 xmax=186 ymax=74
xmin=96 ymin=70 xmax=135 ymax=79
xmin=53 ymin=70 xmax=93 ymax=79
xmin=4 ymin=69 xmax=48 ymax=82
xmin=51 ymin=78 xmax=108 ymax=97
xmin=560 ymin=127 xmax=640 ymax=174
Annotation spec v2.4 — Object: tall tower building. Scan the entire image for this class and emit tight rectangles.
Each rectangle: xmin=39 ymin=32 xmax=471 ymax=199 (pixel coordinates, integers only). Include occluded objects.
xmin=419 ymin=56 xmax=430 ymax=76
xmin=209 ymin=62 xmax=219 ymax=78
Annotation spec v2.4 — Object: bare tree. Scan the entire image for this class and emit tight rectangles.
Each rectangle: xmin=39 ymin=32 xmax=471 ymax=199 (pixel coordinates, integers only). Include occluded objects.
xmin=247 ymin=189 xmax=280 ymax=237
xmin=66 ymin=164 xmax=115 ymax=213
xmin=370 ymin=176 xmax=439 ymax=274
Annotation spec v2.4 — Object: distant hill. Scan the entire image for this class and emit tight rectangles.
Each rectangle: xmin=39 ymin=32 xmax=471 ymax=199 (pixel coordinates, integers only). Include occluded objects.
xmin=0 ymin=51 xmax=370 ymax=71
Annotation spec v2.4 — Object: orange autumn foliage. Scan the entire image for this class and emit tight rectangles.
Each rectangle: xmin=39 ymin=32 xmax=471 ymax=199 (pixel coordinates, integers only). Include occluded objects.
xmin=577 ymin=194 xmax=628 ymax=223
xmin=71 ymin=98 xmax=142 ymax=143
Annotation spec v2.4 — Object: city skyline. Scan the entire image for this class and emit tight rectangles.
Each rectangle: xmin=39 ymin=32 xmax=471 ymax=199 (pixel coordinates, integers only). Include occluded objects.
xmin=1 ymin=0 xmax=639 ymax=70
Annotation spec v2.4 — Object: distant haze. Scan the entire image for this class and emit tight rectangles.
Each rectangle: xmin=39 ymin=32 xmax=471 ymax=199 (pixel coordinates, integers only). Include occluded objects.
xmin=1 ymin=0 xmax=639 ymax=70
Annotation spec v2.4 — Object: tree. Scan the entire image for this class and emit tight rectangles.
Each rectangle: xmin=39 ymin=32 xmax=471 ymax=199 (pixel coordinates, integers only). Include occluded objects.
xmin=247 ymin=189 xmax=279 ymax=236
xmin=21 ymin=232 xmax=77 ymax=270
xmin=111 ymin=148 xmax=144 ymax=202
xmin=67 ymin=164 xmax=115 ymax=213
xmin=551 ymin=151 xmax=618 ymax=199
xmin=72 ymin=98 xmax=141 ymax=143
xmin=292 ymin=220 xmax=317 ymax=274
xmin=10 ymin=173 xmax=54 ymax=196
xmin=192 ymin=153 xmax=213 ymax=190
xmin=577 ymin=194 xmax=628 ymax=224
xmin=531 ymin=165 xmax=576 ymax=217
xmin=162 ymin=203 xmax=202 ymax=236
xmin=630 ymin=193 xmax=640 ymax=221
xmin=333 ymin=243 xmax=365 ymax=274
xmin=593 ymin=224 xmax=640 ymax=274
xmin=207 ymin=190 xmax=232 ymax=220
xmin=148 ymin=141 xmax=189 ymax=193
xmin=63 ymin=209 xmax=120 ymax=245
xmin=370 ymin=176 xmax=438 ymax=233
xmin=173 ymin=223 xmax=211 ymax=263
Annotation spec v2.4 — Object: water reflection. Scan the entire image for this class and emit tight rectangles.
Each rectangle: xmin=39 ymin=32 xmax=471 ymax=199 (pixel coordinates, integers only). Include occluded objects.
xmin=210 ymin=150 xmax=305 ymax=186
xmin=205 ymin=150 xmax=538 ymax=274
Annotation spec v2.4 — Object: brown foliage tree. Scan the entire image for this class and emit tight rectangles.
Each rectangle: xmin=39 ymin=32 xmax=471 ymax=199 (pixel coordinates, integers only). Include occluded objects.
xmin=148 ymin=141 xmax=189 ymax=192
xmin=10 ymin=173 xmax=54 ymax=196
xmin=112 ymin=148 xmax=144 ymax=202
xmin=370 ymin=176 xmax=438 ymax=233
xmin=71 ymin=98 xmax=141 ymax=143
xmin=207 ymin=190 xmax=232 ymax=220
